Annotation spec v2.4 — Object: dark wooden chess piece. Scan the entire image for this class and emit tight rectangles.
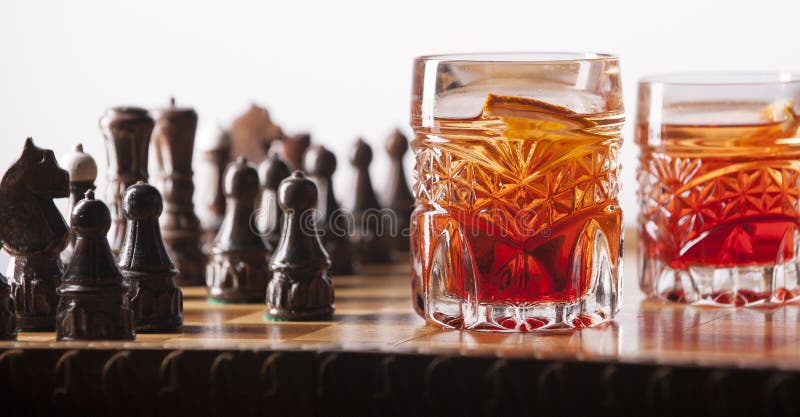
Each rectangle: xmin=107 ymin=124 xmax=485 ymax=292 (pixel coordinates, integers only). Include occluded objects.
xmin=266 ymin=171 xmax=334 ymax=320
xmin=346 ymin=139 xmax=393 ymax=264
xmin=206 ymin=157 xmax=270 ymax=302
xmin=119 ymin=182 xmax=183 ymax=331
xmin=280 ymin=132 xmax=311 ymax=171
xmin=152 ymin=98 xmax=205 ymax=286
xmin=257 ymin=153 xmax=291 ymax=252
xmin=100 ymin=106 xmax=154 ymax=255
xmin=201 ymin=126 xmax=231 ymax=254
xmin=0 ymin=269 xmax=14 ymax=339
xmin=0 ymin=138 xmax=69 ymax=330
xmin=60 ymin=143 xmax=97 ymax=266
xmin=230 ymin=104 xmax=282 ymax=163
xmin=55 ymin=190 xmax=135 ymax=340
xmin=305 ymin=145 xmax=356 ymax=275
xmin=383 ymin=129 xmax=415 ymax=252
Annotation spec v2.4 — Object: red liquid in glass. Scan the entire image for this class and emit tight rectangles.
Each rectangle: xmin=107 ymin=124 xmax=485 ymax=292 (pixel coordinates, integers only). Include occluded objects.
xmin=412 ymin=95 xmax=623 ymax=308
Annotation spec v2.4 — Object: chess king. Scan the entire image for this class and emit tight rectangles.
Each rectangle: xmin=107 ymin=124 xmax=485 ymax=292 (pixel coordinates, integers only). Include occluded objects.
xmin=151 ymin=98 xmax=205 ymax=286
xmin=99 ymin=106 xmax=154 ymax=256
xmin=0 ymin=138 xmax=70 ymax=329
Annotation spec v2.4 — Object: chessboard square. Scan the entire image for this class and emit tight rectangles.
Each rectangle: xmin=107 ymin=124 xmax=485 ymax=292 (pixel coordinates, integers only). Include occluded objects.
xmin=335 ymin=300 xmax=411 ymax=316
xmin=182 ymin=315 xmax=331 ymax=342
xmin=294 ymin=323 xmax=437 ymax=346
xmin=16 ymin=333 xmax=55 ymax=342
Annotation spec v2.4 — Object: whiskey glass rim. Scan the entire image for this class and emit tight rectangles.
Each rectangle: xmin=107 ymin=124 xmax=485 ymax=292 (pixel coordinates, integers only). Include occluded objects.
xmin=640 ymin=71 xmax=800 ymax=86
xmin=415 ymin=51 xmax=618 ymax=64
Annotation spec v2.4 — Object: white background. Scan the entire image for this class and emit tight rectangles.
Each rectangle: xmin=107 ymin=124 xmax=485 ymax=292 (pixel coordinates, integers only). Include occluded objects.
xmin=1 ymin=0 xmax=798 ymax=248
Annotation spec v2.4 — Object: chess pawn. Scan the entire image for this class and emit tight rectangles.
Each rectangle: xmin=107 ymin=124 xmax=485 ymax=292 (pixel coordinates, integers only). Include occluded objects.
xmin=280 ymin=132 xmax=311 ymax=171
xmin=0 ymin=138 xmax=69 ymax=330
xmin=60 ymin=143 xmax=98 ymax=266
xmin=266 ymin=171 xmax=334 ymax=320
xmin=346 ymin=139 xmax=393 ymax=264
xmin=151 ymin=98 xmax=205 ymax=286
xmin=383 ymin=129 xmax=415 ymax=252
xmin=257 ymin=153 xmax=291 ymax=252
xmin=305 ymin=145 xmax=356 ymax=275
xmin=206 ymin=157 xmax=270 ymax=302
xmin=99 ymin=107 xmax=154 ymax=255
xmin=118 ymin=182 xmax=183 ymax=331
xmin=56 ymin=190 xmax=135 ymax=340
xmin=201 ymin=127 xmax=231 ymax=254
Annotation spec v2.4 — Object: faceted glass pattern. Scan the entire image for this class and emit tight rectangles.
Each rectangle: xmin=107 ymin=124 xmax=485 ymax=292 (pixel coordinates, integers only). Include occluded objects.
xmin=637 ymin=74 xmax=800 ymax=306
xmin=410 ymin=53 xmax=624 ymax=331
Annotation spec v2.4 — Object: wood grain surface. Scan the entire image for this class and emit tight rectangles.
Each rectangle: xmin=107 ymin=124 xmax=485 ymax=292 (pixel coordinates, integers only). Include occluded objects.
xmin=3 ymin=233 xmax=800 ymax=372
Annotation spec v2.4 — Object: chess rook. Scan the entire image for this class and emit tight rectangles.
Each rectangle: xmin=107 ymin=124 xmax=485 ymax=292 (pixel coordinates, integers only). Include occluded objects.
xmin=56 ymin=190 xmax=135 ymax=341
xmin=206 ymin=157 xmax=270 ymax=302
xmin=305 ymin=145 xmax=356 ymax=275
xmin=100 ymin=107 xmax=154 ymax=255
xmin=280 ymin=132 xmax=311 ymax=171
xmin=257 ymin=153 xmax=291 ymax=252
xmin=152 ymin=98 xmax=205 ymax=286
xmin=60 ymin=143 xmax=97 ymax=266
xmin=383 ymin=129 xmax=414 ymax=252
xmin=119 ymin=182 xmax=183 ymax=332
xmin=201 ymin=127 xmax=231 ymax=254
xmin=0 ymin=139 xmax=69 ymax=330
xmin=346 ymin=139 xmax=393 ymax=264
xmin=266 ymin=171 xmax=334 ymax=320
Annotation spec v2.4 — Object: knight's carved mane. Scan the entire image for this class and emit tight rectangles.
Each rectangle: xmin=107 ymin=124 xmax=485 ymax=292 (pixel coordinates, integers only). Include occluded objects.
xmin=0 ymin=139 xmax=69 ymax=255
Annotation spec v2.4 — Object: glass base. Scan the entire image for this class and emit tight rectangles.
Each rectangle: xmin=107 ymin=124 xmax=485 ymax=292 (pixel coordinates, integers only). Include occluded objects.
xmin=427 ymin=293 xmax=619 ymax=332
xmin=640 ymin=257 xmax=800 ymax=307
xmin=418 ymin=224 xmax=622 ymax=332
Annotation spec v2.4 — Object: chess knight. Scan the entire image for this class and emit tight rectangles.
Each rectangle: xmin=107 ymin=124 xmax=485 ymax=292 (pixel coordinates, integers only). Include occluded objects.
xmin=0 ymin=138 xmax=69 ymax=330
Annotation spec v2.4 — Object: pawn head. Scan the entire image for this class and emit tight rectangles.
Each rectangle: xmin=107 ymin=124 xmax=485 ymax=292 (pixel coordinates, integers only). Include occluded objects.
xmin=350 ymin=138 xmax=372 ymax=167
xmin=71 ymin=189 xmax=112 ymax=236
xmin=224 ymin=156 xmax=260 ymax=198
xmin=385 ymin=129 xmax=409 ymax=157
xmin=304 ymin=145 xmax=337 ymax=178
xmin=258 ymin=153 xmax=291 ymax=190
xmin=122 ymin=181 xmax=163 ymax=220
xmin=62 ymin=142 xmax=98 ymax=183
xmin=278 ymin=171 xmax=318 ymax=212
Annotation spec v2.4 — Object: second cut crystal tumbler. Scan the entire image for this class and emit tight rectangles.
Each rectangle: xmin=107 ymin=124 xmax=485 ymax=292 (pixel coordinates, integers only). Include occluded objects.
xmin=410 ymin=53 xmax=624 ymax=331
xmin=638 ymin=73 xmax=800 ymax=306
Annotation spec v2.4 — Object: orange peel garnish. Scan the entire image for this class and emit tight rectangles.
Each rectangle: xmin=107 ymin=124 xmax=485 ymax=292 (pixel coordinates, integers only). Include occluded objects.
xmin=482 ymin=93 xmax=597 ymax=131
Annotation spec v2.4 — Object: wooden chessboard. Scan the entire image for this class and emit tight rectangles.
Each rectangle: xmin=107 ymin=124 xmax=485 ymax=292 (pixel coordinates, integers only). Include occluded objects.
xmin=4 ymin=234 xmax=800 ymax=416
xmin=4 ymin=234 xmax=800 ymax=372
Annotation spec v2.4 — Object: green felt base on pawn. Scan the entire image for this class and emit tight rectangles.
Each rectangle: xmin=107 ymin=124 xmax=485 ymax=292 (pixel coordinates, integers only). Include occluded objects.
xmin=206 ymin=297 xmax=263 ymax=305
xmin=263 ymin=312 xmax=334 ymax=322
